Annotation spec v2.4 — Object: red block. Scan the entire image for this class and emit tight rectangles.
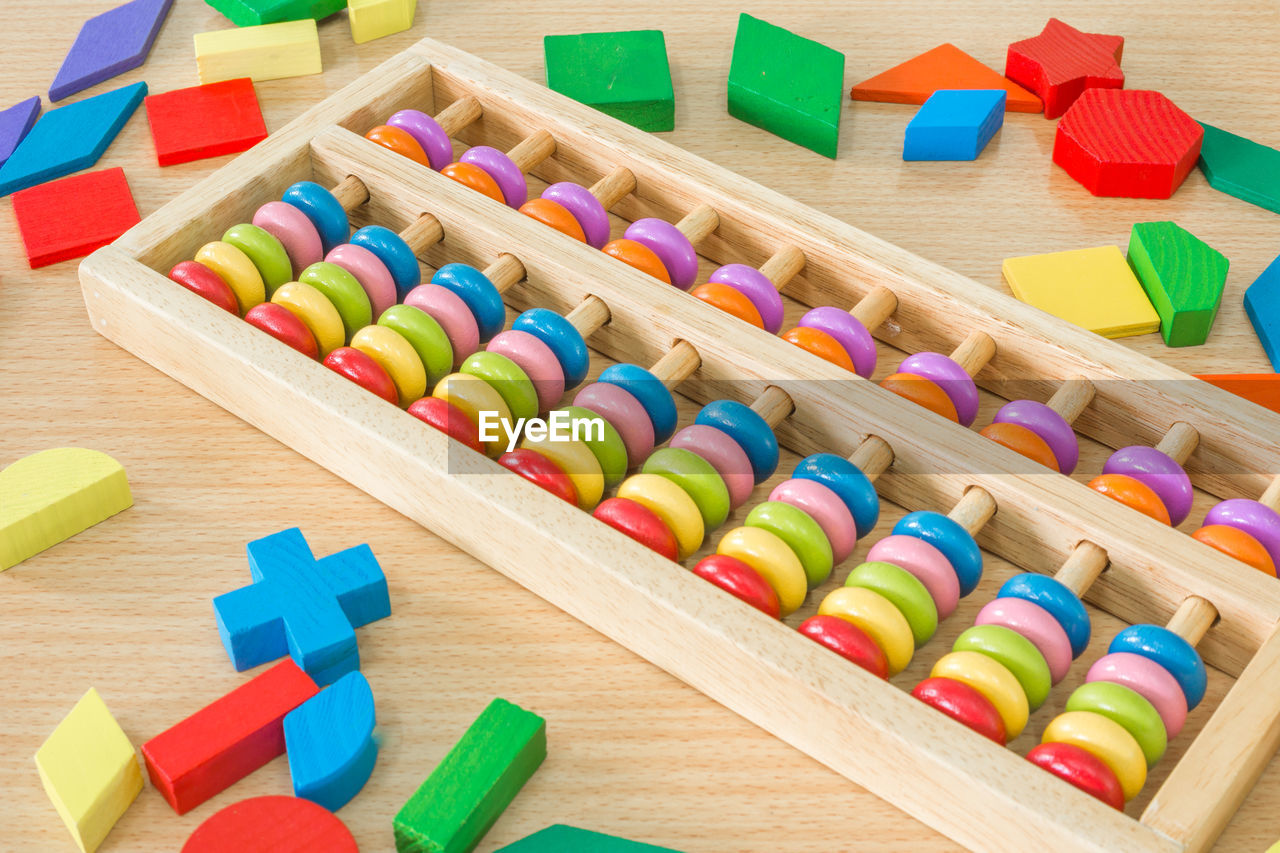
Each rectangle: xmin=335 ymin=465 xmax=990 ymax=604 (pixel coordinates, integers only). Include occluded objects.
xmin=141 ymin=660 xmax=319 ymax=815
xmin=182 ymin=796 xmax=358 ymax=853
xmin=144 ymin=78 xmax=267 ymax=167
xmin=1006 ymin=18 xmax=1124 ymax=119
xmin=12 ymin=167 xmax=140 ymax=268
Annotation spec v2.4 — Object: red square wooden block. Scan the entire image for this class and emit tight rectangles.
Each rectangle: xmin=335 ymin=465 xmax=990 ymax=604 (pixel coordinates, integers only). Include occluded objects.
xmin=145 ymin=77 xmax=268 ymax=167
xmin=12 ymin=166 xmax=140 ymax=268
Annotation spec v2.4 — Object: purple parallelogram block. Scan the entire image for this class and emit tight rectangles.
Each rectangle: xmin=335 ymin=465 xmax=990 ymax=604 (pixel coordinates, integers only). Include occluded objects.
xmin=49 ymin=0 xmax=174 ymax=102
xmin=0 ymin=97 xmax=41 ymax=168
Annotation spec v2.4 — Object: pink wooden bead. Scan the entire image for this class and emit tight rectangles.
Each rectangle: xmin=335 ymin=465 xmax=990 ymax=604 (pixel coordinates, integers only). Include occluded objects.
xmin=486 ymin=330 xmax=565 ymax=413
xmin=573 ymin=382 xmax=654 ymax=468
xmin=768 ymin=478 xmax=857 ymax=564
xmin=404 ymin=283 xmax=480 ymax=368
xmin=670 ymin=424 xmax=755 ymax=509
xmin=253 ymin=201 xmax=323 ymax=276
xmin=975 ymin=597 xmax=1073 ymax=684
xmin=325 ymin=243 xmax=397 ymax=319
xmin=866 ymin=534 xmax=960 ymax=620
xmin=1086 ymin=651 xmax=1188 ymax=738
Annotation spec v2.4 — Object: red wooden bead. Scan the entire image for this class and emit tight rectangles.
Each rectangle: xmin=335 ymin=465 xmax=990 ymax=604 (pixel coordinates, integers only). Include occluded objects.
xmin=911 ymin=676 xmax=1007 ymax=745
xmin=593 ymin=497 xmax=680 ymax=562
xmin=406 ymin=396 xmax=484 ymax=454
xmin=498 ymin=448 xmax=578 ymax=506
xmin=245 ymin=302 xmax=319 ymax=359
xmin=169 ymin=260 xmax=239 ymax=315
xmin=322 ymin=346 xmax=398 ymax=405
xmin=1027 ymin=741 xmax=1126 ymax=811
xmin=798 ymin=614 xmax=889 ymax=678
xmin=690 ymin=553 xmax=781 ymax=619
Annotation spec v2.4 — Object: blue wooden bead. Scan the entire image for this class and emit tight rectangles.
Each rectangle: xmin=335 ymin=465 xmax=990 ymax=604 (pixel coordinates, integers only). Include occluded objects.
xmin=1108 ymin=624 xmax=1207 ymax=710
xmin=792 ymin=453 xmax=879 ymax=539
xmin=284 ymin=670 xmax=378 ymax=812
xmin=282 ymin=181 xmax=349 ymax=254
xmin=432 ymin=263 xmax=506 ymax=342
xmin=350 ymin=225 xmax=420 ymax=300
xmin=999 ymin=573 xmax=1091 ymax=658
xmin=892 ymin=510 xmax=982 ymax=596
xmin=512 ymin=308 xmax=589 ymax=388
xmin=598 ymin=363 xmax=678 ymax=443
xmin=695 ymin=400 xmax=778 ymax=483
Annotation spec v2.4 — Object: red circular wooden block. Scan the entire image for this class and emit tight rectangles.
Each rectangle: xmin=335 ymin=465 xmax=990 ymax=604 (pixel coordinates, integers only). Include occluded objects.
xmin=182 ymin=795 xmax=358 ymax=852
xmin=323 ymin=346 xmax=398 ymax=405
xmin=911 ymin=676 xmax=1007 ymax=744
xmin=498 ymin=448 xmax=579 ymax=505
xmin=245 ymin=302 xmax=319 ymax=359
xmin=690 ymin=553 xmax=781 ymax=619
xmin=798 ymin=614 xmax=889 ymax=678
xmin=406 ymin=396 xmax=483 ymax=454
xmin=593 ymin=497 xmax=680 ymax=562
xmin=170 ymin=260 xmax=239 ymax=315
xmin=1027 ymin=741 xmax=1126 ymax=811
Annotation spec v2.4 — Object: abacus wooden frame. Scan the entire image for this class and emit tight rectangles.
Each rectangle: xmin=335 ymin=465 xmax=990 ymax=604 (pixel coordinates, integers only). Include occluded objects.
xmin=78 ymin=40 xmax=1280 ymax=853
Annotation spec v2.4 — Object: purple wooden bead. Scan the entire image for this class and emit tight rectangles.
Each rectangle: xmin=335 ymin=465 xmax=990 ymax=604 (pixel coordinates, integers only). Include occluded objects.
xmin=1103 ymin=446 xmax=1193 ymax=526
xmin=898 ymin=352 xmax=979 ymax=426
xmin=459 ymin=145 xmax=527 ymax=208
xmin=993 ymin=400 xmax=1080 ymax=474
xmin=709 ymin=264 xmax=784 ymax=333
xmin=387 ymin=109 xmax=454 ymax=171
xmin=624 ymin=218 xmax=698 ymax=288
xmin=542 ymin=182 xmax=611 ymax=248
xmin=1205 ymin=499 xmax=1280 ymax=570
xmin=797 ymin=307 xmax=877 ymax=378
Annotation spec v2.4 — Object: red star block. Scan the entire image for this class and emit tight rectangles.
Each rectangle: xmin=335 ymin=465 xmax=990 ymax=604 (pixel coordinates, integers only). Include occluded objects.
xmin=144 ymin=78 xmax=267 ymax=167
xmin=1052 ymin=89 xmax=1203 ymax=199
xmin=12 ymin=167 xmax=140 ymax=268
xmin=1006 ymin=18 xmax=1124 ymax=118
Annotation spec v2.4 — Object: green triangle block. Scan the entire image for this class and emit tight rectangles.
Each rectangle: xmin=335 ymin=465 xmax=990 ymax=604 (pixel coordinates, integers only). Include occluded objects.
xmin=204 ymin=0 xmax=345 ymax=26
xmin=1127 ymin=221 xmax=1230 ymax=347
xmin=544 ymin=30 xmax=675 ymax=132
xmin=497 ymin=825 xmax=683 ymax=852
xmin=1197 ymin=122 xmax=1280 ymax=215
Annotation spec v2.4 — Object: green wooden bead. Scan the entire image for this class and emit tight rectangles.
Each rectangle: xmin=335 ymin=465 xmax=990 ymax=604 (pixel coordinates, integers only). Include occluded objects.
xmin=299 ymin=261 xmax=372 ymax=341
xmin=642 ymin=447 xmax=730 ymax=530
xmin=560 ymin=406 xmax=627 ymax=488
xmin=378 ymin=305 xmax=454 ymax=388
xmin=845 ymin=561 xmax=938 ymax=648
xmin=1066 ymin=680 xmax=1168 ymax=767
xmin=544 ymin=30 xmax=675 ymax=132
xmin=223 ymin=223 xmax=292 ymax=296
xmin=460 ymin=351 xmax=539 ymax=424
xmin=204 ymin=0 xmax=347 ymax=27
xmin=953 ymin=624 xmax=1052 ymax=711
xmin=1127 ymin=221 xmax=1229 ymax=348
xmin=746 ymin=501 xmax=833 ymax=589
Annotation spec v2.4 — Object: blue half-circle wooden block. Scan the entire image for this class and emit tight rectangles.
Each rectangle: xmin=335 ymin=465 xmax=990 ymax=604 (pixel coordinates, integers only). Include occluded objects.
xmin=283 ymin=671 xmax=377 ymax=811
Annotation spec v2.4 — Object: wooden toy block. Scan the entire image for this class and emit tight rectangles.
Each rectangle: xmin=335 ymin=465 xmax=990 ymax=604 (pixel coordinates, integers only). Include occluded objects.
xmin=544 ymin=30 xmax=674 ymax=132
xmin=850 ymin=43 xmax=1042 ymax=113
xmin=348 ymin=0 xmax=417 ymax=45
xmin=1053 ymin=89 xmax=1203 ymax=199
xmin=1245 ymin=252 xmax=1280 ymax=371
xmin=194 ymin=20 xmax=322 ymax=85
xmin=140 ymin=660 xmax=319 ymax=815
xmin=284 ymin=671 xmax=378 ymax=811
xmin=204 ymin=0 xmax=346 ymax=27
xmin=35 ymin=688 xmax=143 ymax=853
xmin=1005 ymin=18 xmax=1124 ymax=119
xmin=0 ymin=81 xmax=145 ymax=197
xmin=1195 ymin=375 xmax=1280 ymax=417
xmin=182 ymin=796 xmax=358 ymax=852
xmin=0 ymin=96 xmax=41 ymax=168
xmin=213 ymin=527 xmax=390 ymax=686
xmin=49 ymin=0 xmax=173 ymax=102
xmin=145 ymin=78 xmax=267 ymax=166
xmin=903 ymin=89 xmax=1005 ymax=161
xmin=1002 ymin=246 xmax=1160 ymax=339
xmin=496 ymin=825 xmax=681 ymax=852
xmin=1 ymin=447 xmax=132 ymax=571
xmin=12 ymin=167 xmax=141 ymax=269
xmin=1197 ymin=122 xmax=1280 ymax=215
xmin=1127 ymin=221 xmax=1229 ymax=348
xmin=394 ymin=698 xmax=546 ymax=853
xmin=727 ymin=13 xmax=844 ymax=158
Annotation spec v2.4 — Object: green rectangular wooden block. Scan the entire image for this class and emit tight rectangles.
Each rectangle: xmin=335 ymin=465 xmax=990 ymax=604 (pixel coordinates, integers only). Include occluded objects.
xmin=727 ymin=13 xmax=845 ymax=158
xmin=393 ymin=698 xmax=547 ymax=853
xmin=1128 ymin=221 xmax=1230 ymax=348
xmin=204 ymin=0 xmax=346 ymax=27
xmin=544 ymin=30 xmax=675 ymax=132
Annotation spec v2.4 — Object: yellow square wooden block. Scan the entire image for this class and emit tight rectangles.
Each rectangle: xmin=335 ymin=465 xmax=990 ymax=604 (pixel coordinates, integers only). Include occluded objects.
xmin=194 ymin=19 xmax=323 ymax=85
xmin=35 ymin=688 xmax=143 ymax=853
xmin=348 ymin=0 xmax=417 ymax=44
xmin=1002 ymin=245 xmax=1161 ymax=339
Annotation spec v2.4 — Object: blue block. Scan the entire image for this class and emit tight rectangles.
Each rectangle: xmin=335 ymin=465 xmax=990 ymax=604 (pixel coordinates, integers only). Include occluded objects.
xmin=213 ymin=527 xmax=390 ymax=685
xmin=0 ymin=81 xmax=146 ymax=197
xmin=284 ymin=671 xmax=379 ymax=812
xmin=903 ymin=89 xmax=1005 ymax=161
xmin=1244 ymin=252 xmax=1280 ymax=371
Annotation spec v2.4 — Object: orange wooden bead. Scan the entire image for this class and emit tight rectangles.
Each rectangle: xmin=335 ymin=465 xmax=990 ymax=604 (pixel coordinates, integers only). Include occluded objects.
xmin=692 ymin=282 xmax=764 ymax=328
xmin=364 ymin=125 xmax=430 ymax=167
xmin=880 ymin=372 xmax=959 ymax=422
xmin=782 ymin=326 xmax=855 ymax=371
xmin=518 ymin=197 xmax=587 ymax=242
xmin=979 ymin=422 xmax=1061 ymax=472
xmin=1087 ymin=473 xmax=1171 ymax=525
xmin=602 ymin=238 xmax=671 ymax=284
xmin=1193 ymin=524 xmax=1277 ymax=576
xmin=440 ymin=161 xmax=505 ymax=204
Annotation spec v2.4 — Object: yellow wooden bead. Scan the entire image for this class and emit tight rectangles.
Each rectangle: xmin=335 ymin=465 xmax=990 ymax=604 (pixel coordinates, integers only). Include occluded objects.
xmin=272 ymin=281 xmax=344 ymax=356
xmin=1042 ymin=710 xmax=1148 ymax=802
xmin=819 ymin=586 xmax=915 ymax=675
xmin=931 ymin=650 xmax=1030 ymax=741
xmin=717 ymin=526 xmax=807 ymax=616
xmin=522 ymin=434 xmax=604 ymax=511
xmin=195 ymin=240 xmax=265 ymax=315
xmin=351 ymin=325 xmax=426 ymax=407
xmin=433 ymin=373 xmax=511 ymax=458
xmin=618 ymin=473 xmax=704 ymax=558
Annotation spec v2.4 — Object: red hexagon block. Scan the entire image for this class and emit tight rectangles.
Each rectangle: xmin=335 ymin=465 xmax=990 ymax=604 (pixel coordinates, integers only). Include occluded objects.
xmin=1052 ymin=89 xmax=1203 ymax=199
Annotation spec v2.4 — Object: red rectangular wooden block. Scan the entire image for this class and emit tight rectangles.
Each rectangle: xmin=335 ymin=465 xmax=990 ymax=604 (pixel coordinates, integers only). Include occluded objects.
xmin=144 ymin=77 xmax=268 ymax=167
xmin=140 ymin=659 xmax=319 ymax=814
xmin=12 ymin=167 xmax=140 ymax=268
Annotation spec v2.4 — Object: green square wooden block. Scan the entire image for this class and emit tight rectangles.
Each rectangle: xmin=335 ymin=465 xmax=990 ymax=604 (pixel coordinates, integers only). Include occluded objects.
xmin=1127 ymin=221 xmax=1230 ymax=347
xmin=544 ymin=30 xmax=675 ymax=132
xmin=204 ymin=0 xmax=346 ymax=27
xmin=727 ymin=13 xmax=845 ymax=158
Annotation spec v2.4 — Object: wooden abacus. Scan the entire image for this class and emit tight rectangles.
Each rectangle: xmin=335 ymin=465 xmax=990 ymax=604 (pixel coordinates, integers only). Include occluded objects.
xmin=78 ymin=38 xmax=1280 ymax=852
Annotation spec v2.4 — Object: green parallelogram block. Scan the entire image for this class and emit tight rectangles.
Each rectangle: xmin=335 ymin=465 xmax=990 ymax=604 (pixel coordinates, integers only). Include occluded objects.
xmin=1197 ymin=122 xmax=1280 ymax=215
xmin=1127 ymin=221 xmax=1230 ymax=347
xmin=204 ymin=0 xmax=346 ymax=26
xmin=496 ymin=824 xmax=683 ymax=852
xmin=727 ymin=13 xmax=845 ymax=158
xmin=394 ymin=698 xmax=546 ymax=853
xmin=544 ymin=30 xmax=675 ymax=132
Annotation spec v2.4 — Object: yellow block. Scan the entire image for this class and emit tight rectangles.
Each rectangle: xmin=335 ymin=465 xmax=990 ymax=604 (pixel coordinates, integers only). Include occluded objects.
xmin=35 ymin=688 xmax=143 ymax=853
xmin=348 ymin=0 xmax=417 ymax=44
xmin=194 ymin=20 xmax=323 ymax=84
xmin=1 ymin=448 xmax=132 ymax=571
xmin=1002 ymin=245 xmax=1160 ymax=339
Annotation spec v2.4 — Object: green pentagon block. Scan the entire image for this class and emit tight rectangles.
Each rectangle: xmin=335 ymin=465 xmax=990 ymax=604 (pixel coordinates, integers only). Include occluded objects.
xmin=544 ymin=30 xmax=674 ymax=132
xmin=1127 ymin=221 xmax=1230 ymax=347
xmin=497 ymin=824 xmax=683 ymax=852
xmin=727 ymin=13 xmax=845 ymax=158
xmin=1198 ymin=122 xmax=1280 ymax=215
xmin=204 ymin=0 xmax=346 ymax=27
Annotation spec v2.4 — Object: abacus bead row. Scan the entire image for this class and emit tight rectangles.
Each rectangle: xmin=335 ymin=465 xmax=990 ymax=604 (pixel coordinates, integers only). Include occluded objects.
xmin=1087 ymin=445 xmax=1194 ymax=527
xmin=981 ymin=380 xmax=1090 ymax=475
xmin=778 ymin=285 xmax=899 ymax=377
xmin=1195 ymin=498 xmax=1280 ymax=575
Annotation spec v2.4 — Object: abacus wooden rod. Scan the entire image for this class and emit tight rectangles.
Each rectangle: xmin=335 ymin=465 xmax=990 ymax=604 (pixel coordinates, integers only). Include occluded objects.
xmin=1166 ymin=595 xmax=1218 ymax=646
xmin=759 ymin=244 xmax=807 ymax=292
xmin=588 ymin=167 xmax=637 ymax=211
xmin=647 ymin=340 xmax=702 ymax=390
xmin=849 ymin=434 xmax=895 ymax=483
xmin=506 ymin=129 xmax=557 ymax=174
xmin=1257 ymin=476 xmax=1280 ymax=512
xmin=483 ymin=253 xmax=525 ymax=294
xmin=433 ymin=95 xmax=482 ymax=136
xmin=563 ymin=295 xmax=611 ymax=338
xmin=749 ymin=385 xmax=796 ymax=429
xmin=1052 ymin=541 xmax=1110 ymax=598
xmin=673 ymin=203 xmax=720 ymax=246
xmin=948 ymin=487 xmax=998 ymax=537
xmin=1155 ymin=422 xmax=1200 ymax=467
xmin=328 ymin=172 xmax=446 ymax=257
xmin=1045 ymin=377 xmax=1096 ymax=424
xmin=950 ymin=330 xmax=997 ymax=378
xmin=848 ymin=285 xmax=899 ymax=332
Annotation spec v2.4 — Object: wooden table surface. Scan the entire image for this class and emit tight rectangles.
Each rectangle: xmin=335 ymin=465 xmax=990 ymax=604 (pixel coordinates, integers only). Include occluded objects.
xmin=4 ymin=1 xmax=1280 ymax=851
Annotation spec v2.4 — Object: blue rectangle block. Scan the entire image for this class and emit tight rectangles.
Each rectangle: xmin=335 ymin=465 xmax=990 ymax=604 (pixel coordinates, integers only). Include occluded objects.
xmin=904 ymin=89 xmax=1005 ymax=161
xmin=1244 ymin=252 xmax=1280 ymax=372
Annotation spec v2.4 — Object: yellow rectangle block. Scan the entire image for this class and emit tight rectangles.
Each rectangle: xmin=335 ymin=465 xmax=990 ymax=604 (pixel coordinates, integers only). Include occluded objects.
xmin=349 ymin=0 xmax=417 ymax=44
xmin=1002 ymin=245 xmax=1161 ymax=339
xmin=194 ymin=19 xmax=322 ymax=85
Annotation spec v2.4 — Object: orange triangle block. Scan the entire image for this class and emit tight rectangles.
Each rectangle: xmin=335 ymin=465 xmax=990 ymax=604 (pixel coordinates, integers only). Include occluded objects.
xmin=851 ymin=43 xmax=1043 ymax=113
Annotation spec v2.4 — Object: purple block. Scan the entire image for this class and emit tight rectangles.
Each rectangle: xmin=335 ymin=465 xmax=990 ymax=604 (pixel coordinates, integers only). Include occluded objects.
xmin=49 ymin=0 xmax=173 ymax=102
xmin=0 ymin=97 xmax=41 ymax=168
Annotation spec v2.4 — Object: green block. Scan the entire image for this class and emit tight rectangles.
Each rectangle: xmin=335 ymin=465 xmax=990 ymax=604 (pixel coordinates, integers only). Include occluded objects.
xmin=394 ymin=698 xmax=547 ymax=853
xmin=204 ymin=0 xmax=346 ymax=26
xmin=726 ymin=13 xmax=845 ymax=158
xmin=544 ymin=30 xmax=675 ymax=132
xmin=1127 ymin=221 xmax=1230 ymax=347
xmin=1198 ymin=122 xmax=1280 ymax=215
xmin=497 ymin=824 xmax=683 ymax=852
